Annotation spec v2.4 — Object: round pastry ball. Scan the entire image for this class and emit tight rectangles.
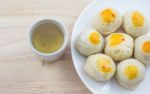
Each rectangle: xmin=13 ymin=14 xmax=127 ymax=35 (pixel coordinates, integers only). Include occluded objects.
xmin=123 ymin=11 xmax=149 ymax=38
xmin=84 ymin=53 xmax=116 ymax=81
xmin=76 ymin=28 xmax=104 ymax=56
xmin=116 ymin=59 xmax=145 ymax=90
xmin=93 ymin=8 xmax=122 ymax=35
xmin=135 ymin=35 xmax=150 ymax=65
xmin=105 ymin=33 xmax=134 ymax=61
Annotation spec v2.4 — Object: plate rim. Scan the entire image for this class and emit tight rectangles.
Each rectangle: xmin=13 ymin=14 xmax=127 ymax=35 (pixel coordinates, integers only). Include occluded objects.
xmin=71 ymin=0 xmax=98 ymax=93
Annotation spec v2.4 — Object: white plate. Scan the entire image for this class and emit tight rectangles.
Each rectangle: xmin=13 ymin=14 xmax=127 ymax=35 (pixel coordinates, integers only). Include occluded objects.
xmin=71 ymin=0 xmax=150 ymax=94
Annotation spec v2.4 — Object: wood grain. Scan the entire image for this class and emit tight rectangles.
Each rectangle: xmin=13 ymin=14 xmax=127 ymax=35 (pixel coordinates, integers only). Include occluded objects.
xmin=0 ymin=0 xmax=91 ymax=94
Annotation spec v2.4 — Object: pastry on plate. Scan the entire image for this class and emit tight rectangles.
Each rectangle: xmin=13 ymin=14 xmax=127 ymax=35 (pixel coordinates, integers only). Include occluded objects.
xmin=84 ymin=53 xmax=116 ymax=81
xmin=104 ymin=33 xmax=134 ymax=61
xmin=135 ymin=35 xmax=150 ymax=65
xmin=93 ymin=8 xmax=122 ymax=35
xmin=76 ymin=28 xmax=104 ymax=56
xmin=116 ymin=59 xmax=145 ymax=90
xmin=123 ymin=11 xmax=149 ymax=38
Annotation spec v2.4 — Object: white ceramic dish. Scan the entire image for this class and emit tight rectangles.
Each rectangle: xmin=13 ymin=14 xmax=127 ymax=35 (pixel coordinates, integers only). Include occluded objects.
xmin=71 ymin=0 xmax=150 ymax=94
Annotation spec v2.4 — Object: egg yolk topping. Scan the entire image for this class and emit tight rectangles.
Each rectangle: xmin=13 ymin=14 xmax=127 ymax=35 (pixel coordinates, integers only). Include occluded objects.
xmin=100 ymin=8 xmax=116 ymax=24
xmin=97 ymin=59 xmax=112 ymax=73
xmin=89 ymin=32 xmax=100 ymax=45
xmin=125 ymin=65 xmax=138 ymax=80
xmin=132 ymin=11 xmax=144 ymax=27
xmin=142 ymin=41 xmax=150 ymax=53
xmin=110 ymin=33 xmax=124 ymax=46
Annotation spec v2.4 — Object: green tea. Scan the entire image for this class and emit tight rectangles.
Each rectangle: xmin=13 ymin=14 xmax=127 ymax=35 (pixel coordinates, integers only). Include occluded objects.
xmin=32 ymin=22 xmax=64 ymax=54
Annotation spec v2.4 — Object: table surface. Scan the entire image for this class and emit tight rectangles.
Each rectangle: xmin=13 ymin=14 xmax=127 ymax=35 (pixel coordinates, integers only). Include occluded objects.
xmin=0 ymin=0 xmax=92 ymax=94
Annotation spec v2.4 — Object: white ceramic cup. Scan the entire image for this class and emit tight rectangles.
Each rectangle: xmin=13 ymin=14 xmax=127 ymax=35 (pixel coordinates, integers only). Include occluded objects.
xmin=28 ymin=18 xmax=68 ymax=62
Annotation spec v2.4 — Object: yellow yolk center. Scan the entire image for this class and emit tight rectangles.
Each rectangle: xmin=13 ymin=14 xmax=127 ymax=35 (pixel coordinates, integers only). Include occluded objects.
xmin=132 ymin=11 xmax=144 ymax=27
xmin=101 ymin=8 xmax=116 ymax=24
xmin=89 ymin=32 xmax=100 ymax=45
xmin=110 ymin=33 xmax=124 ymax=46
xmin=143 ymin=41 xmax=150 ymax=53
xmin=125 ymin=65 xmax=138 ymax=80
xmin=97 ymin=59 xmax=112 ymax=73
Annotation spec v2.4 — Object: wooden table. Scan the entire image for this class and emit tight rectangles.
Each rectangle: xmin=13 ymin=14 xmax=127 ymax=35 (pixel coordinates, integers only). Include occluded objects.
xmin=0 ymin=0 xmax=91 ymax=94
